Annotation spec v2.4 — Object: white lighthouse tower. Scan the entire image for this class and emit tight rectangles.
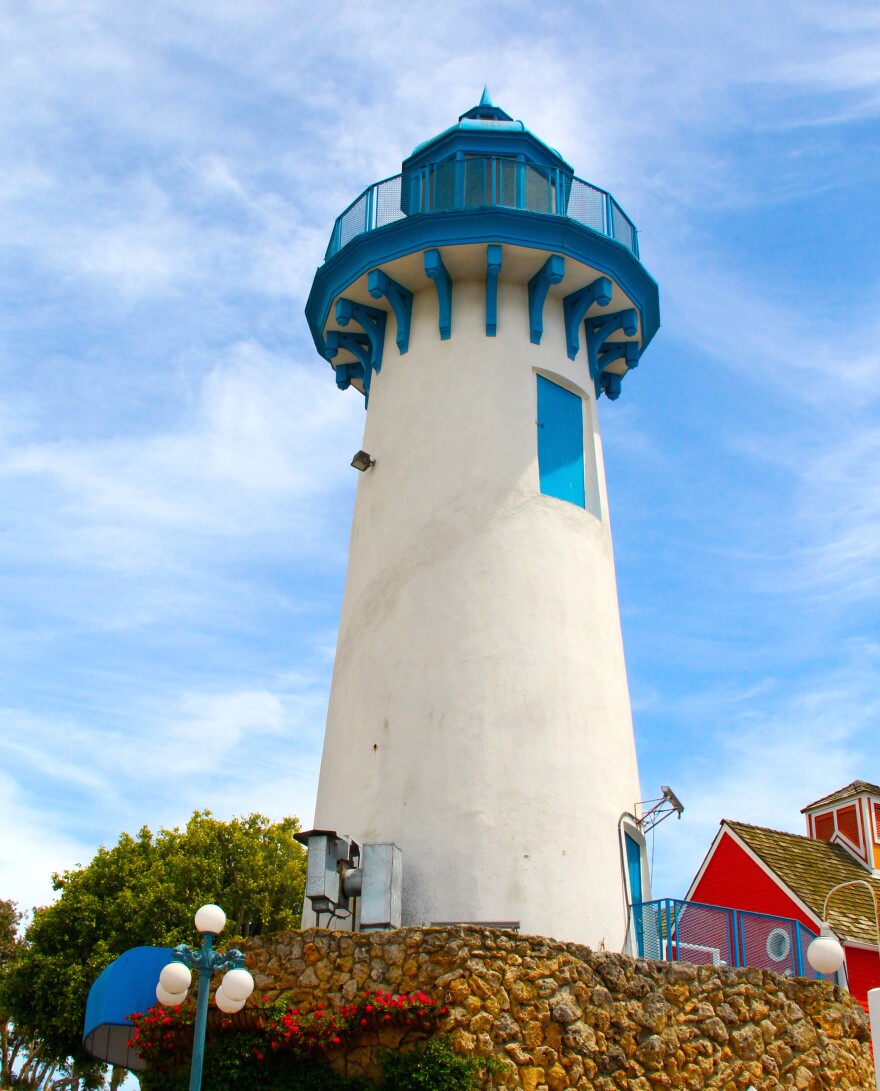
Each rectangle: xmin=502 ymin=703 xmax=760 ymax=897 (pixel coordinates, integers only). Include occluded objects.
xmin=303 ymin=92 xmax=660 ymax=949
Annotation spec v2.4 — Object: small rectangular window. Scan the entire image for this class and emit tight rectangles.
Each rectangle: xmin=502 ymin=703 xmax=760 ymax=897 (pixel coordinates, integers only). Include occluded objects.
xmin=536 ymin=375 xmax=586 ymax=508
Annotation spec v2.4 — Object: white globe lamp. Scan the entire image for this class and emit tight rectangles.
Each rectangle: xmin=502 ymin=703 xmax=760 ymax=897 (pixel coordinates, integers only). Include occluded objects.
xmin=806 ymin=922 xmax=845 ymax=975
xmin=220 ymin=967 xmax=255 ymax=1002
xmin=214 ymin=986 xmax=246 ymax=1014
xmin=159 ymin=962 xmax=192 ymax=994
xmin=194 ymin=904 xmax=227 ymax=935
xmin=156 ymin=982 xmax=189 ymax=1007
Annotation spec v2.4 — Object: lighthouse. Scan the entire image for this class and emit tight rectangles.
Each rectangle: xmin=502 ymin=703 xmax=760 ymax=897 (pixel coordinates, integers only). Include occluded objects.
xmin=303 ymin=91 xmax=660 ymax=949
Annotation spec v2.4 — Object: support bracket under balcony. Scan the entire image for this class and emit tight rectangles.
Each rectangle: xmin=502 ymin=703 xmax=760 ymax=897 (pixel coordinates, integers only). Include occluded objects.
xmin=325 ymin=330 xmax=373 ymax=405
xmin=585 ymin=309 xmax=638 ymax=399
xmin=563 ymin=275 xmax=613 ymax=361
xmin=485 ymin=244 xmax=502 ymax=337
xmin=368 ymin=269 xmax=413 ymax=355
xmin=425 ymin=249 xmax=453 ymax=341
xmin=527 ymin=254 xmax=564 ymax=345
xmin=335 ymin=299 xmax=387 ymax=375
xmin=595 ymin=341 xmax=639 ymax=400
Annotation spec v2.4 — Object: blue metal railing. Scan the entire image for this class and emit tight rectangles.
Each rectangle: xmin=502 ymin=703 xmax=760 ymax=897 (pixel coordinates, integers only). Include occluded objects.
xmin=630 ymin=899 xmax=838 ymax=983
xmin=325 ymin=157 xmax=639 ymax=260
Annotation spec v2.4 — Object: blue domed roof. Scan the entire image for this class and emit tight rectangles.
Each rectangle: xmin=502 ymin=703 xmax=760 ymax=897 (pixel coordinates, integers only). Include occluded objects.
xmin=403 ymin=89 xmax=573 ymax=175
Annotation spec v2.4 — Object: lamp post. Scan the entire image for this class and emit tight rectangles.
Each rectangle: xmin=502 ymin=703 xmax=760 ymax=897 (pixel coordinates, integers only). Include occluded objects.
xmin=806 ymin=879 xmax=880 ymax=1090
xmin=154 ymin=903 xmax=255 ymax=1091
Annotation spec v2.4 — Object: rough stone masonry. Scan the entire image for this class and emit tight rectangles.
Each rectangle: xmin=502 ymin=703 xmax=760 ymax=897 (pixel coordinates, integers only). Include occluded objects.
xmin=241 ymin=925 xmax=875 ymax=1090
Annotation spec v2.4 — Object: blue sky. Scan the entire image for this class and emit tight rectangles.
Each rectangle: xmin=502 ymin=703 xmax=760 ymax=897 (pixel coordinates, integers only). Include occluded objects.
xmin=1 ymin=0 xmax=879 ymax=919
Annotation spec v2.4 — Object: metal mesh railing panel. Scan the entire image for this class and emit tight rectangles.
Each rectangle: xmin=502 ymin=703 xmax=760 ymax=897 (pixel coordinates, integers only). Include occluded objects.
xmin=737 ymin=911 xmax=799 ymax=975
xmin=610 ymin=197 xmax=637 ymax=253
xmin=522 ymin=163 xmax=553 ymax=213
xmin=326 ymin=163 xmax=640 ymax=258
xmin=463 ymin=158 xmax=488 ymax=207
xmin=335 ymin=191 xmax=369 ymax=253
xmin=497 ymin=157 xmax=517 ymax=207
xmin=793 ymin=921 xmax=837 ymax=982
xmin=567 ymin=178 xmax=606 ymax=234
xmin=432 ymin=161 xmax=457 ymax=211
xmin=374 ymin=175 xmax=405 ymax=232
xmin=631 ymin=902 xmax=665 ymax=960
xmin=671 ymin=901 xmax=733 ymax=967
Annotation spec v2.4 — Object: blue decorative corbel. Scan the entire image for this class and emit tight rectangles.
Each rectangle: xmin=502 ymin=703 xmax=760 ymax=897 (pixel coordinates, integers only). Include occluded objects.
xmin=486 ymin=244 xmax=502 ymax=337
xmin=335 ymin=298 xmax=387 ymax=374
xmin=325 ymin=329 xmax=373 ymax=405
xmin=595 ymin=341 xmax=640 ymax=400
xmin=598 ymin=371 xmax=623 ymax=400
xmin=562 ymin=276 xmax=613 ymax=361
xmin=368 ymin=268 xmax=413 ymax=355
xmin=425 ymin=249 xmax=453 ymax=340
xmin=584 ymin=309 xmax=639 ymax=400
xmin=585 ymin=308 xmax=638 ymax=378
xmin=527 ymin=254 xmax=564 ymax=345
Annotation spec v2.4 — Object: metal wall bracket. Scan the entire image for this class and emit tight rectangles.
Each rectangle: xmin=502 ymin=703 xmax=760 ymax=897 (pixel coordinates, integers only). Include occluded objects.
xmin=527 ymin=254 xmax=564 ymax=344
xmin=425 ymin=248 xmax=453 ymax=340
xmin=368 ymin=269 xmax=413 ymax=355
xmin=485 ymin=244 xmax=502 ymax=337
xmin=563 ymin=275 xmax=613 ymax=360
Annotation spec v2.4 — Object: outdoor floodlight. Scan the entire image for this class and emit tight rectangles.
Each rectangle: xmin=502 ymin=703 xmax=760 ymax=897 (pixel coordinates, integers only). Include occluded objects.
xmin=351 ymin=450 xmax=375 ymax=472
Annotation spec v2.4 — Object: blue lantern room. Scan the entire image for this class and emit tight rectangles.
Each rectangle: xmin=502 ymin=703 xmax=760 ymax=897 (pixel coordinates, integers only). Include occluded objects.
xmin=304 ymin=90 xmax=660 ymax=405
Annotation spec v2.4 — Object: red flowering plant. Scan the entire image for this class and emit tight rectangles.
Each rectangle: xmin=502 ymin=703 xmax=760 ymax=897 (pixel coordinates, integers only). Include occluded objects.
xmin=127 ymin=998 xmax=199 ymax=1071
xmin=128 ymin=988 xmax=449 ymax=1070
xmin=351 ymin=989 xmax=447 ymax=1031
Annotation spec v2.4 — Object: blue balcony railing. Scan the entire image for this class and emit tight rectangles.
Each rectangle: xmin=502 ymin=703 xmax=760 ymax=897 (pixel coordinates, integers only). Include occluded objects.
xmin=630 ymin=899 xmax=838 ymax=983
xmin=325 ymin=157 xmax=639 ymax=260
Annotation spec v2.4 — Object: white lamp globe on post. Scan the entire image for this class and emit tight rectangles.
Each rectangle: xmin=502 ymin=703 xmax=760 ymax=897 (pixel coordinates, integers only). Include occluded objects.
xmin=219 ymin=968 xmax=255 ymax=1002
xmin=806 ymin=922 xmax=846 ymax=977
xmin=194 ymin=904 xmax=227 ymax=935
xmin=152 ymin=903 xmax=251 ymax=1091
xmin=214 ymin=966 xmax=254 ymax=1015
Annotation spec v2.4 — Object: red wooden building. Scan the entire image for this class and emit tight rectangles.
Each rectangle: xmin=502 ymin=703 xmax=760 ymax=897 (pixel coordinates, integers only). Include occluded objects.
xmin=686 ymin=781 xmax=880 ymax=1006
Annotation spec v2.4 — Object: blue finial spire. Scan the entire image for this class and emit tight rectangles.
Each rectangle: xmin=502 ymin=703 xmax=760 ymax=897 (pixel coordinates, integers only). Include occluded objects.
xmin=459 ymin=90 xmax=512 ymax=123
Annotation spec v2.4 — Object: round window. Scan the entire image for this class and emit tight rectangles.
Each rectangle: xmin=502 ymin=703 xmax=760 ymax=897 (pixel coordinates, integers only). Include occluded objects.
xmin=766 ymin=927 xmax=791 ymax=963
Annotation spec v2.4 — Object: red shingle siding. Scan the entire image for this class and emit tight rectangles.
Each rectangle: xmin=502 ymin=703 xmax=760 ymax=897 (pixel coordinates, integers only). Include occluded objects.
xmin=691 ymin=831 xmax=816 ymax=930
xmin=843 ymin=946 xmax=880 ymax=1010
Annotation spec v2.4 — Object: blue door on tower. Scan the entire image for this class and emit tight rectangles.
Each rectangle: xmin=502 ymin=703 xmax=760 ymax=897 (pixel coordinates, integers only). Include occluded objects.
xmin=536 ymin=375 xmax=586 ymax=508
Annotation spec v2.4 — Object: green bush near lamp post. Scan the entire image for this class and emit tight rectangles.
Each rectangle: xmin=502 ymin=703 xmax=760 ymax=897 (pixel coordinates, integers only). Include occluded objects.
xmin=130 ymin=991 xmax=502 ymax=1091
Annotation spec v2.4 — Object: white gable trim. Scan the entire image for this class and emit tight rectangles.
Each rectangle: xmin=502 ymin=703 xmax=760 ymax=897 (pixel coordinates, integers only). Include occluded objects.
xmin=701 ymin=824 xmax=824 ymax=930
xmin=830 ymin=830 xmax=872 ymax=870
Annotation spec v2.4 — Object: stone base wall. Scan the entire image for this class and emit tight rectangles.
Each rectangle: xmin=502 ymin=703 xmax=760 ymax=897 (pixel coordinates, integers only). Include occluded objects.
xmin=242 ymin=926 xmax=874 ymax=1090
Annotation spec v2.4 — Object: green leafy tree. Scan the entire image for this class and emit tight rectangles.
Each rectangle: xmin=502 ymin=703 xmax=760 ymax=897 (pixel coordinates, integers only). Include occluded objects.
xmin=2 ymin=812 xmax=306 ymax=1088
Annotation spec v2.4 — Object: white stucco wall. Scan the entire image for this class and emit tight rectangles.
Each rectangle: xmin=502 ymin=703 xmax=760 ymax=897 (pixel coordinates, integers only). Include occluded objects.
xmin=308 ymin=266 xmax=641 ymax=949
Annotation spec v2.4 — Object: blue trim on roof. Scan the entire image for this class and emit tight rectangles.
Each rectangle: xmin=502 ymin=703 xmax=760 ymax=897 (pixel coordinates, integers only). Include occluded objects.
xmin=404 ymin=126 xmax=572 ymax=175
xmin=304 ymin=206 xmax=660 ymax=361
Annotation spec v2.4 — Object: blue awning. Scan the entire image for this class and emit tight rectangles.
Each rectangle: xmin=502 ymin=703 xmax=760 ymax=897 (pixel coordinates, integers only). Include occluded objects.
xmin=83 ymin=946 xmax=174 ymax=1071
